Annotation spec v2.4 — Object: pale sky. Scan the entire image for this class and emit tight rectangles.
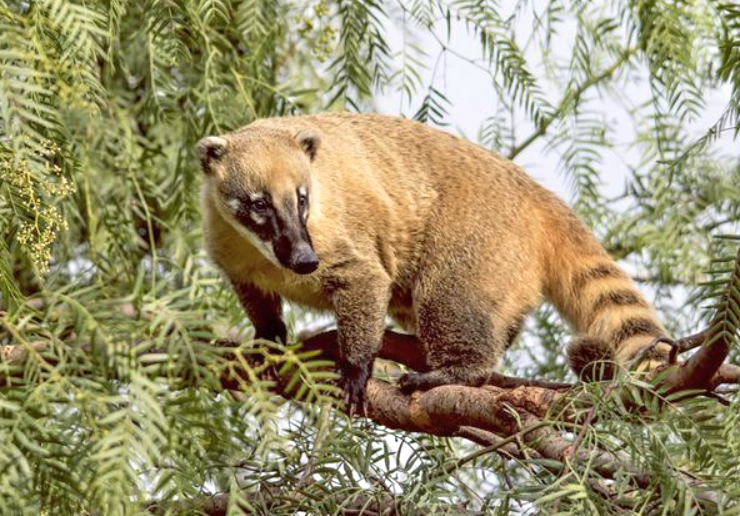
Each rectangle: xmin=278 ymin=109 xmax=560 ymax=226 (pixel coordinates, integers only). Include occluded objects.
xmin=373 ymin=3 xmax=735 ymax=205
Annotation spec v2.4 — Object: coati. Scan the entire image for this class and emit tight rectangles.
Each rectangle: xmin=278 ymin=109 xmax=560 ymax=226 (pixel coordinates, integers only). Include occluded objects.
xmin=197 ymin=113 xmax=670 ymax=414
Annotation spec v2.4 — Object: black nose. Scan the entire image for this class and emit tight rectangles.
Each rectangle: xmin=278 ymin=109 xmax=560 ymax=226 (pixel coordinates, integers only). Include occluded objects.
xmin=291 ymin=248 xmax=319 ymax=274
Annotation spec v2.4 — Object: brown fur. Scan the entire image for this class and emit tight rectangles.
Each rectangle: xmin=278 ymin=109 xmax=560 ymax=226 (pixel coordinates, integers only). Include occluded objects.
xmin=198 ymin=113 xmax=670 ymax=411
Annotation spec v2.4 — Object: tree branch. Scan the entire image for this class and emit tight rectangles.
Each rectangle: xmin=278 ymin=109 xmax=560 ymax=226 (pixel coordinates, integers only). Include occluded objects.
xmin=0 ymin=321 xmax=735 ymax=508
xmin=147 ymin=488 xmax=480 ymax=516
xmin=507 ymin=46 xmax=639 ymax=160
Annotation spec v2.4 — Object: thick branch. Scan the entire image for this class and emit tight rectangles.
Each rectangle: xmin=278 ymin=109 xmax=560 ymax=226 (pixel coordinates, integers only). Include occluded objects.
xmin=147 ymin=488 xmax=478 ymax=516
xmin=299 ymin=330 xmax=572 ymax=390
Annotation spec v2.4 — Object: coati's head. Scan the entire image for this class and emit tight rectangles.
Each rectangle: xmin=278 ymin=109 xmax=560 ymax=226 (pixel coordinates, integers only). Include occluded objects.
xmin=197 ymin=127 xmax=321 ymax=274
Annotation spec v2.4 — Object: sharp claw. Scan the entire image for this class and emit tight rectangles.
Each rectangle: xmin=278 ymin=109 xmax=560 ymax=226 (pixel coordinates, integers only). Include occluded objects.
xmin=339 ymin=364 xmax=371 ymax=417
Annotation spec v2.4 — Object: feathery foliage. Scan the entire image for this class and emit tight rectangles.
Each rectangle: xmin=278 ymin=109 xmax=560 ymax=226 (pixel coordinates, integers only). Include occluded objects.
xmin=0 ymin=0 xmax=739 ymax=514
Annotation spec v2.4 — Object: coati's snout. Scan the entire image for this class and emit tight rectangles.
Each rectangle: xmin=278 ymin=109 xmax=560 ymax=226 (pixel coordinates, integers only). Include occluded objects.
xmin=275 ymin=236 xmax=319 ymax=274
xmin=271 ymin=200 xmax=319 ymax=274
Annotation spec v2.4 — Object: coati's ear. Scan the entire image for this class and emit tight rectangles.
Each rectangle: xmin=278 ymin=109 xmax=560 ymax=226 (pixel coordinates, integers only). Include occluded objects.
xmin=196 ymin=136 xmax=228 ymax=175
xmin=295 ymin=130 xmax=321 ymax=161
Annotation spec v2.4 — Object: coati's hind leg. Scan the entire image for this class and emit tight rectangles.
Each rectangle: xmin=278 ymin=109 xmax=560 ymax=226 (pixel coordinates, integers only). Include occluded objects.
xmin=398 ymin=281 xmax=515 ymax=394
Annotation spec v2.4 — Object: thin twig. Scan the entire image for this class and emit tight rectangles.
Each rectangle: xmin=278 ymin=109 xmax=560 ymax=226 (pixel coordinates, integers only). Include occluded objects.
xmin=296 ymin=401 xmax=333 ymax=490
xmin=441 ymin=421 xmax=551 ymax=476
xmin=676 ymin=330 xmax=709 ymax=353
xmin=508 ymin=46 xmax=638 ymax=159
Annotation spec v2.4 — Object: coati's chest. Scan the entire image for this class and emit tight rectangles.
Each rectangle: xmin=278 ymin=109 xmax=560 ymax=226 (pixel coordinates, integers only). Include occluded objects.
xmin=249 ymin=267 xmax=331 ymax=311
xmin=205 ymin=186 xmax=423 ymax=316
xmin=218 ymin=246 xmax=330 ymax=309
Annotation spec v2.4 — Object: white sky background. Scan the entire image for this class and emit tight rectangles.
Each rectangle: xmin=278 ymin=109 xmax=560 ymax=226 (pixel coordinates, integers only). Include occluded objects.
xmin=372 ymin=1 xmax=735 ymax=204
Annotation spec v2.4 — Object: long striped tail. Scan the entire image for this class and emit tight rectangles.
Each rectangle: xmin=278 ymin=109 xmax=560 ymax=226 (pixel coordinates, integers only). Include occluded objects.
xmin=541 ymin=210 xmax=671 ymax=379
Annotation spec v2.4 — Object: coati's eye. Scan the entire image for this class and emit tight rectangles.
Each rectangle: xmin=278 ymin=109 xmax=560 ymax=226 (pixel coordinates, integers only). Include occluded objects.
xmin=298 ymin=194 xmax=308 ymax=209
xmin=252 ymin=199 xmax=267 ymax=212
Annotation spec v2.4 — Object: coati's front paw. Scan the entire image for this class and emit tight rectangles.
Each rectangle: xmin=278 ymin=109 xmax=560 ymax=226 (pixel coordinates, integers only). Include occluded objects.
xmin=339 ymin=363 xmax=371 ymax=417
